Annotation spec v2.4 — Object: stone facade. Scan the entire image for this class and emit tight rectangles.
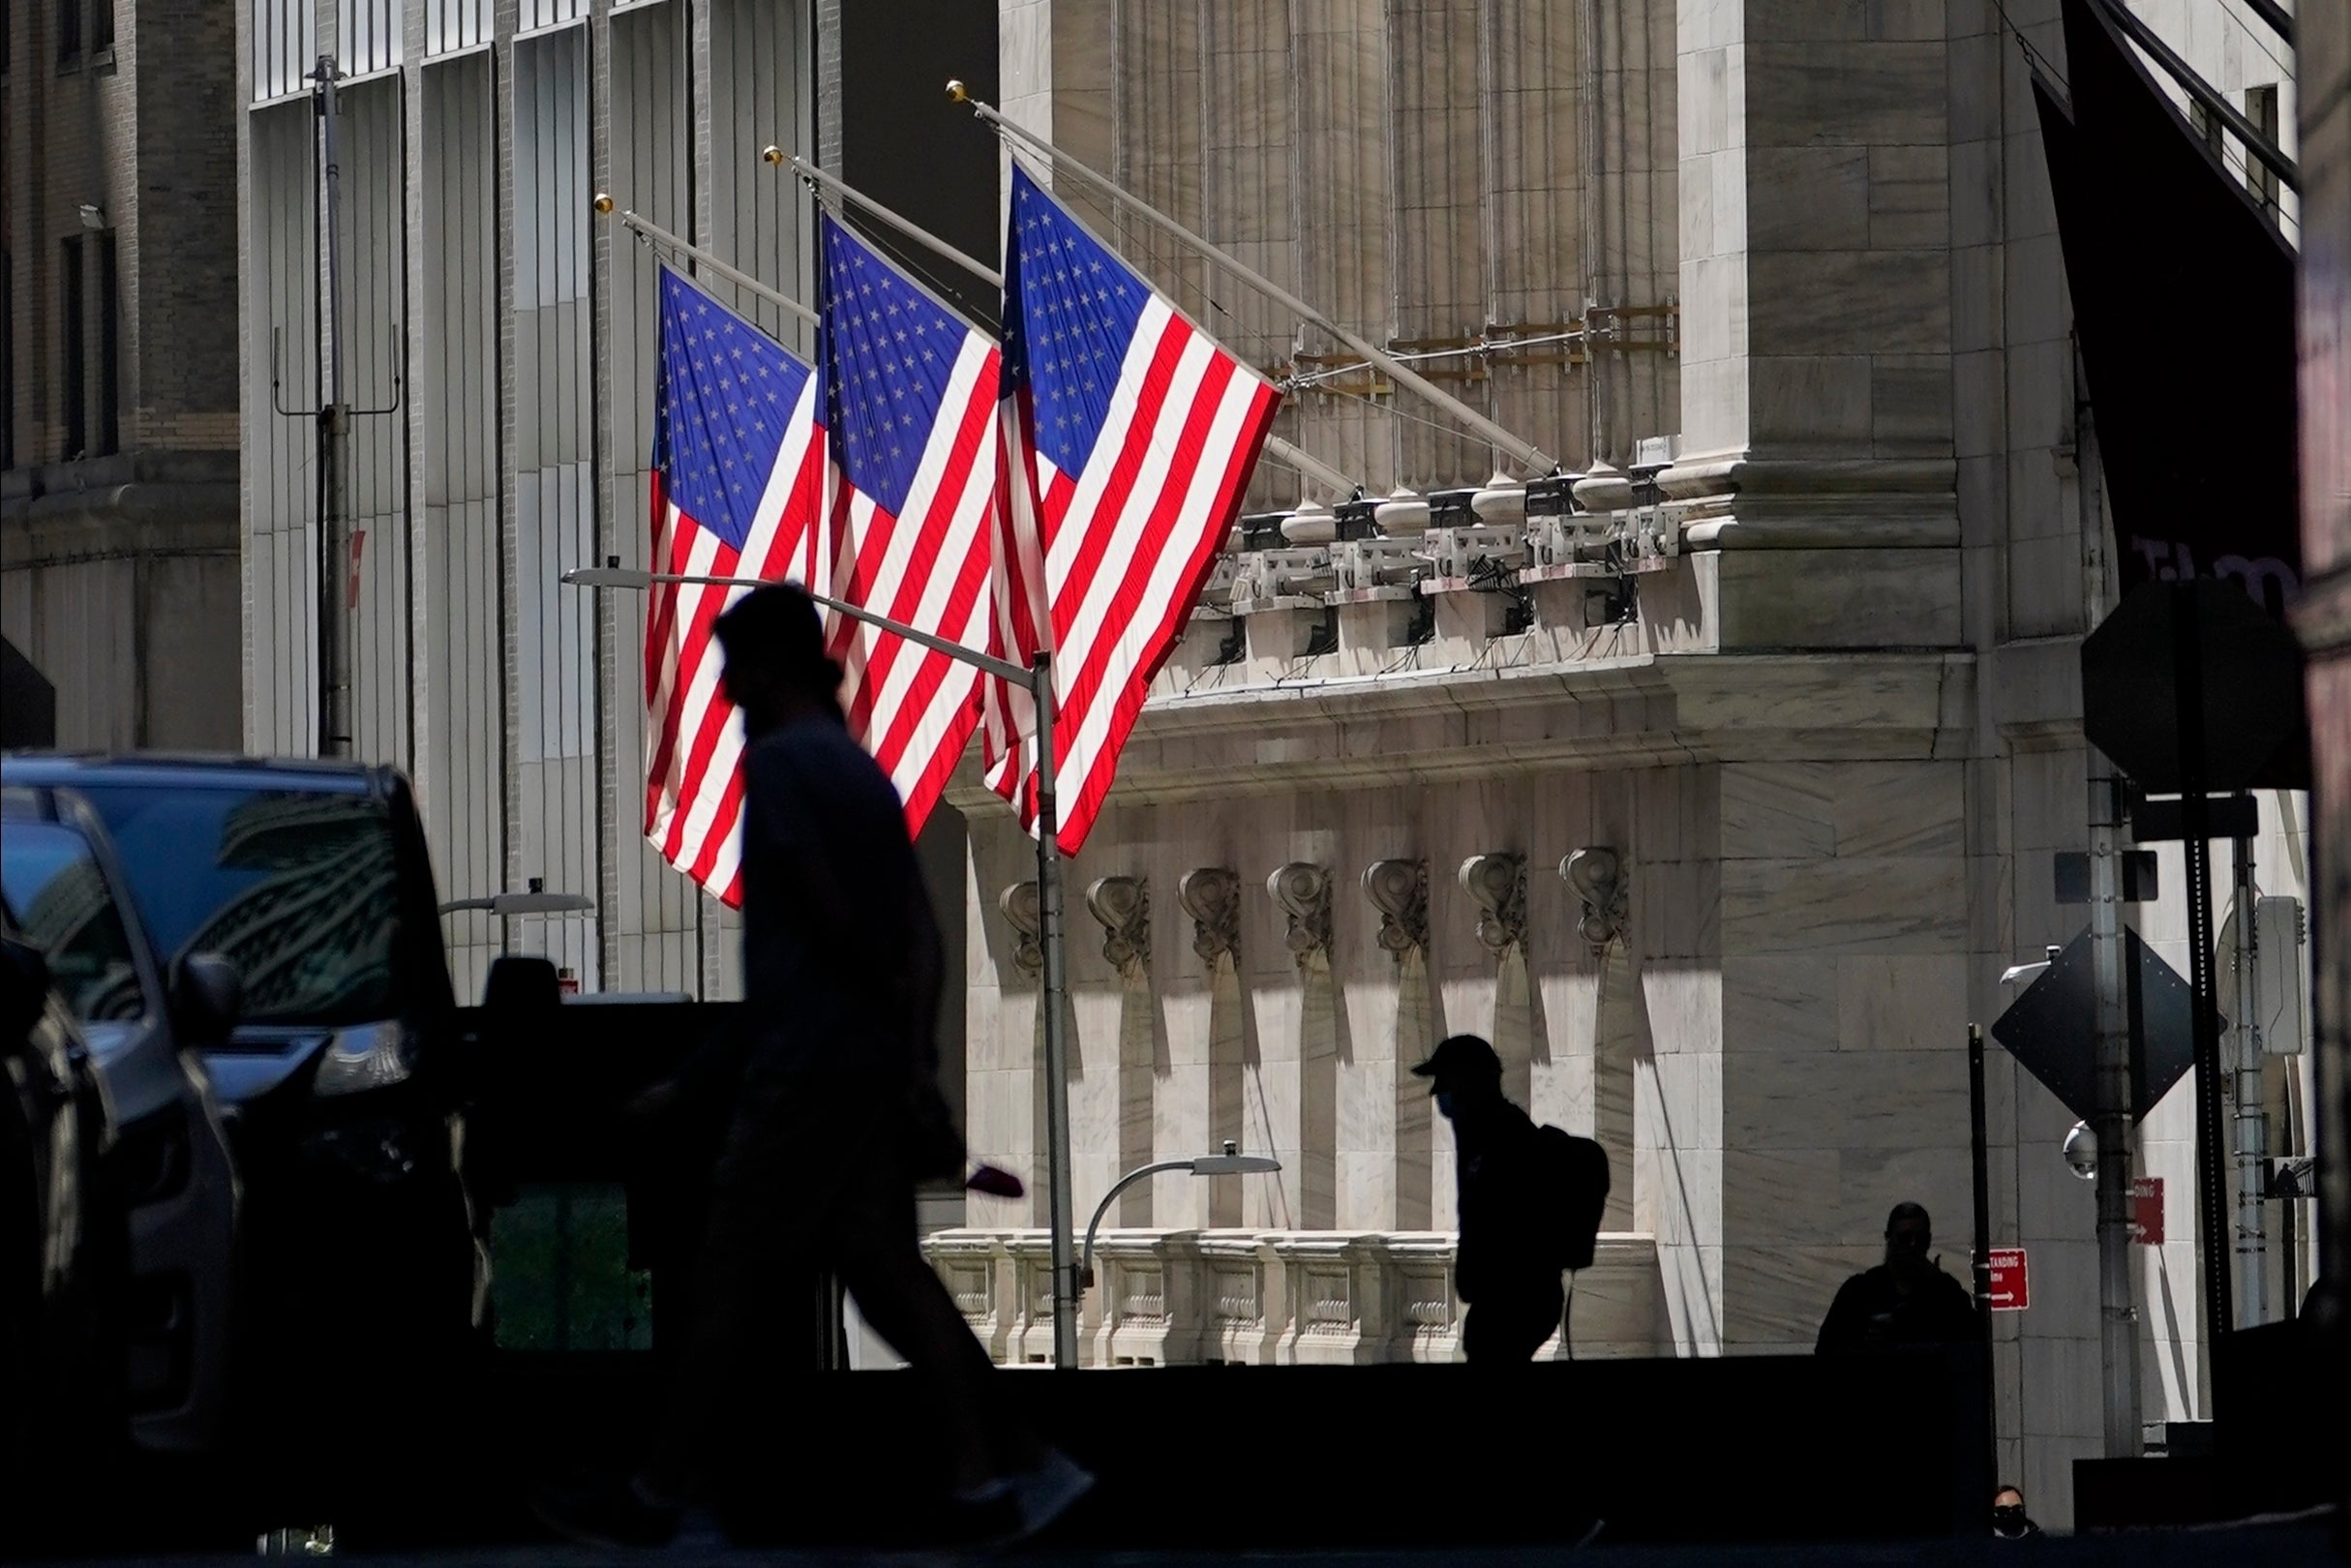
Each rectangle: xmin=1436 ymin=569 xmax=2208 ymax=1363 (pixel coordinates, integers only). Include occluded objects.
xmin=1 ymin=0 xmax=243 ymax=749
xmin=955 ymin=0 xmax=2319 ymax=1531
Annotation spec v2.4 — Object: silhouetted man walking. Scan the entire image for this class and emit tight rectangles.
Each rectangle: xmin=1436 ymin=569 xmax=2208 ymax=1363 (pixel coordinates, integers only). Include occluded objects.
xmin=1417 ymin=1035 xmax=1565 ymax=1363
xmin=539 ymin=584 xmax=1089 ymax=1548
xmin=1816 ymin=1201 xmax=1979 ymax=1353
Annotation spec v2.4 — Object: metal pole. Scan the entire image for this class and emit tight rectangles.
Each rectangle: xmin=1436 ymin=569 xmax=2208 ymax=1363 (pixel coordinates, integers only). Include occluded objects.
xmin=2233 ymin=833 xmax=2271 ymax=1327
xmin=1081 ymin=1160 xmax=1193 ymax=1289
xmin=2085 ymin=0 xmax=2298 ymax=195
xmin=947 ymin=81 xmax=1556 ymax=476
xmin=315 ymin=54 xmax=351 ymax=759
xmin=591 ymin=197 xmax=819 ymax=328
xmin=765 ymin=147 xmax=1002 ymax=286
xmin=2089 ymin=765 xmax=2144 ymax=1455
xmin=1968 ymin=1022 xmax=1998 ymax=1520
xmin=2076 ymin=380 xmax=2140 ymax=1457
xmin=1032 ymin=649 xmax=1079 ymax=1367
xmin=750 ymin=153 xmax=1358 ymax=500
xmin=2173 ymin=591 xmax=2233 ymax=1384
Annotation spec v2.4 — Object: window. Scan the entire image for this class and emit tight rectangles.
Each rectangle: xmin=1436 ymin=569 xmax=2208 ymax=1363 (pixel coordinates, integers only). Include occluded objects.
xmin=60 ymin=235 xmax=84 ymax=459
xmin=95 ymin=231 xmax=118 ymax=454
xmin=0 ymin=822 xmax=150 ymax=1023
xmin=56 ymin=0 xmax=78 ymax=59
xmin=73 ymin=782 xmax=410 ymax=1027
xmin=2246 ymin=85 xmax=2280 ymax=222
xmin=2187 ymin=101 xmax=2226 ymax=164
xmin=88 ymin=0 xmax=108 ymax=51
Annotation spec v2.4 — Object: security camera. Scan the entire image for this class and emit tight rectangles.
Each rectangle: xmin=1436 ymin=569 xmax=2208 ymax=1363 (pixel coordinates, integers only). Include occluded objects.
xmin=2063 ymin=1120 xmax=2098 ymax=1181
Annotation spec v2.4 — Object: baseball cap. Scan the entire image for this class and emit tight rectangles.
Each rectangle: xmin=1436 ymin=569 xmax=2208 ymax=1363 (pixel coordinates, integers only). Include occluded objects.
xmin=1410 ymin=1034 xmax=1502 ymax=1085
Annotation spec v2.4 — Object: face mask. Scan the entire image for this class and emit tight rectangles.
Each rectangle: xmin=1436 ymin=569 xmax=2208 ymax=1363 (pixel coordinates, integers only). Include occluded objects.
xmin=1434 ymin=1091 xmax=1457 ymax=1120
xmin=1992 ymin=1505 xmax=2029 ymax=1537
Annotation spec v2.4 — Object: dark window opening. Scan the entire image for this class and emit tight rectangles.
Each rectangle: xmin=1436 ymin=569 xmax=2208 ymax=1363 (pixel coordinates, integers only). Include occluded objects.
xmin=88 ymin=0 xmax=108 ymax=52
xmin=95 ymin=232 xmax=118 ymax=455
xmin=60 ymin=235 xmax=85 ymax=460
xmin=2187 ymin=101 xmax=2226 ymax=164
xmin=2246 ymin=85 xmax=2280 ymax=223
xmin=56 ymin=0 xmax=78 ymax=60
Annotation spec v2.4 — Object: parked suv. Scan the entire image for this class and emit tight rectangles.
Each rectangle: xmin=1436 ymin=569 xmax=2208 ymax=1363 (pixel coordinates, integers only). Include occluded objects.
xmin=0 ymin=787 xmax=241 ymax=1457
xmin=0 ymin=756 xmax=478 ymax=1483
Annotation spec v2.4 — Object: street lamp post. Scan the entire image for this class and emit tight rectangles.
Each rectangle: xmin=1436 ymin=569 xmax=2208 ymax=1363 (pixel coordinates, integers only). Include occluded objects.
xmin=561 ymin=563 xmax=1087 ymax=1368
xmin=1079 ymin=1142 xmax=1282 ymax=1292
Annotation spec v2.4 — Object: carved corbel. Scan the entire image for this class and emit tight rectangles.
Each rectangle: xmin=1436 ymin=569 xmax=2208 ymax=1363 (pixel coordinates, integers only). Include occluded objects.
xmin=1085 ymin=876 xmax=1151 ymax=971
xmin=1267 ymin=861 xmax=1334 ymax=964
xmin=1178 ymin=867 xmax=1241 ymax=965
xmin=1560 ymin=847 xmax=1628 ymax=951
xmin=1458 ymin=852 xmax=1527 ymax=956
xmin=999 ymin=882 xmax=1042 ymax=977
xmin=1361 ymin=859 xmax=1430 ymax=961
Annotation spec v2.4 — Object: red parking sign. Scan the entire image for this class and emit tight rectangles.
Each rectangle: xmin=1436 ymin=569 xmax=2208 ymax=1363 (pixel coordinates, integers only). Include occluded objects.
xmin=2130 ymin=1177 xmax=2164 ymax=1245
xmin=1987 ymin=1248 xmax=2030 ymax=1312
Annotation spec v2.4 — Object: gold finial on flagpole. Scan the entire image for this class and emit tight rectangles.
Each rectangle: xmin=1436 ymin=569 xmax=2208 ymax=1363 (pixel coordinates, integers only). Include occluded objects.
xmin=591 ymin=193 xmax=615 ymax=215
xmin=945 ymin=78 xmax=968 ymax=103
xmin=760 ymin=145 xmax=786 ymax=166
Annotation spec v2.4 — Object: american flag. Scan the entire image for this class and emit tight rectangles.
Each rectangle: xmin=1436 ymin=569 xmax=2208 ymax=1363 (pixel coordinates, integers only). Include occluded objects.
xmin=815 ymin=214 xmax=1003 ymax=831
xmin=643 ymin=265 xmax=827 ymax=906
xmin=984 ymin=166 xmax=1281 ymax=853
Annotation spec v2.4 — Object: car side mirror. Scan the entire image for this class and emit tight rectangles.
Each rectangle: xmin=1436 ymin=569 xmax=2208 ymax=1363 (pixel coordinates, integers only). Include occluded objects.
xmin=168 ymin=952 xmax=243 ymax=1048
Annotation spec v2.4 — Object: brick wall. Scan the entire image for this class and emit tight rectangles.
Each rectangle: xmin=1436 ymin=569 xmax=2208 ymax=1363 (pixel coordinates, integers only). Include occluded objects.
xmin=1 ymin=0 xmax=237 ymax=470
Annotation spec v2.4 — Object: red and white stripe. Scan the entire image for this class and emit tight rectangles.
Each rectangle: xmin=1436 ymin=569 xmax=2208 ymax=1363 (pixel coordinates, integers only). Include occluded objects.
xmin=642 ymin=376 xmax=826 ymax=906
xmin=987 ymin=295 xmax=1279 ymax=853
xmin=821 ymin=329 xmax=1003 ymax=832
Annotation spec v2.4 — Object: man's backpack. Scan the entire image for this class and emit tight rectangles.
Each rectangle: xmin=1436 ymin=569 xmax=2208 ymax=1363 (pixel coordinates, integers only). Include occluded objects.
xmin=1535 ymin=1125 xmax=1611 ymax=1272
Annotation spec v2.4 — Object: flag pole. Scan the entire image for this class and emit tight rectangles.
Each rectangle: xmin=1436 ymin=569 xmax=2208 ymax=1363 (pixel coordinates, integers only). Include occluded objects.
xmin=752 ymin=152 xmax=1360 ymax=500
xmin=561 ymin=563 xmax=1083 ymax=1363
xmin=1030 ymin=650 xmax=1081 ymax=1367
xmin=945 ymin=79 xmax=1556 ymax=476
xmin=591 ymin=195 xmax=818 ymax=328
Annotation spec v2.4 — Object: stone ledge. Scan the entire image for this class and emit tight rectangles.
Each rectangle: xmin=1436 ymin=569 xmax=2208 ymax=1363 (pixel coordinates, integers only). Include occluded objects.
xmin=921 ymin=1228 xmax=1669 ymax=1367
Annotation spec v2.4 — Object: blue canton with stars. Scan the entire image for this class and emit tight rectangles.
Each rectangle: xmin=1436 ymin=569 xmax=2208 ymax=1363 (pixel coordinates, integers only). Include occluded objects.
xmin=653 ymin=266 xmax=817 ymax=553
xmin=818 ymin=216 xmax=980 ymax=520
xmin=1003 ymin=165 xmax=1151 ymax=478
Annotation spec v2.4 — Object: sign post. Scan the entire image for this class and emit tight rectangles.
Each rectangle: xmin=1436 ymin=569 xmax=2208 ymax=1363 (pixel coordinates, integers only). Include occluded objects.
xmin=2082 ymin=579 xmax=2304 ymax=1392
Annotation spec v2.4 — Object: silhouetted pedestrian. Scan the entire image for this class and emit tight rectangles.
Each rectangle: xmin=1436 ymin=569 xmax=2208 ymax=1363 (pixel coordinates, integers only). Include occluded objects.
xmin=1416 ymin=1034 xmax=1575 ymax=1363
xmin=1991 ymin=1484 xmax=2043 ymax=1540
xmin=1815 ymin=1202 xmax=1980 ymax=1353
xmin=537 ymin=584 xmax=1089 ymax=1549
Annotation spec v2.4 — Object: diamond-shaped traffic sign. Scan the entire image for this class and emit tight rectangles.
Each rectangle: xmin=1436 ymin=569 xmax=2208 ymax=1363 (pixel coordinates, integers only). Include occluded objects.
xmin=1990 ymin=924 xmax=2206 ymax=1125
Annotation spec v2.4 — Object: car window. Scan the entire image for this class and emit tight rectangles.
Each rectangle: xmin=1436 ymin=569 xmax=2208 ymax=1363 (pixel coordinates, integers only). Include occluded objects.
xmin=0 ymin=823 xmax=149 ymax=1022
xmin=68 ymin=784 xmax=403 ymax=1028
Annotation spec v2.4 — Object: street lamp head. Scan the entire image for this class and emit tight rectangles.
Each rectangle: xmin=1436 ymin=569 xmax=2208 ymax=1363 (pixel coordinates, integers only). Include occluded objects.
xmin=562 ymin=565 xmax=655 ymax=590
xmin=592 ymin=193 xmax=616 ymax=215
xmin=1190 ymin=1153 xmax=1281 ymax=1176
xmin=761 ymin=145 xmax=788 ymax=166
xmin=946 ymin=78 xmax=969 ymax=103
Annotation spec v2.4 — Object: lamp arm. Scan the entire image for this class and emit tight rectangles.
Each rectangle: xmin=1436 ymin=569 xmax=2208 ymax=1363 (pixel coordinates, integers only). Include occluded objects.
xmin=1080 ymin=1161 xmax=1193 ymax=1290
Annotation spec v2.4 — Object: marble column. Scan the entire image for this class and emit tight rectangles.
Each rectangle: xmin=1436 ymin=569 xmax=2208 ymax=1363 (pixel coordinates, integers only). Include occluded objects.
xmin=1665 ymin=0 xmax=1960 ymax=648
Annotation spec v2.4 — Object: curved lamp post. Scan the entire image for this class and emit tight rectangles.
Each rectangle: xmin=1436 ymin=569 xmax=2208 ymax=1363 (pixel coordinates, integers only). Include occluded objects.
xmin=1079 ymin=1142 xmax=1281 ymax=1289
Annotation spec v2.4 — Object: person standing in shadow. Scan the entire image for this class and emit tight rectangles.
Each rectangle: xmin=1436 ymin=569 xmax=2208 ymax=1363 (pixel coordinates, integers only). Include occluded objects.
xmin=1417 ymin=1034 xmax=1570 ymax=1363
xmin=1815 ymin=1201 xmax=1980 ymax=1353
xmin=537 ymin=584 xmax=1090 ymax=1549
xmin=1991 ymin=1484 xmax=2044 ymax=1540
